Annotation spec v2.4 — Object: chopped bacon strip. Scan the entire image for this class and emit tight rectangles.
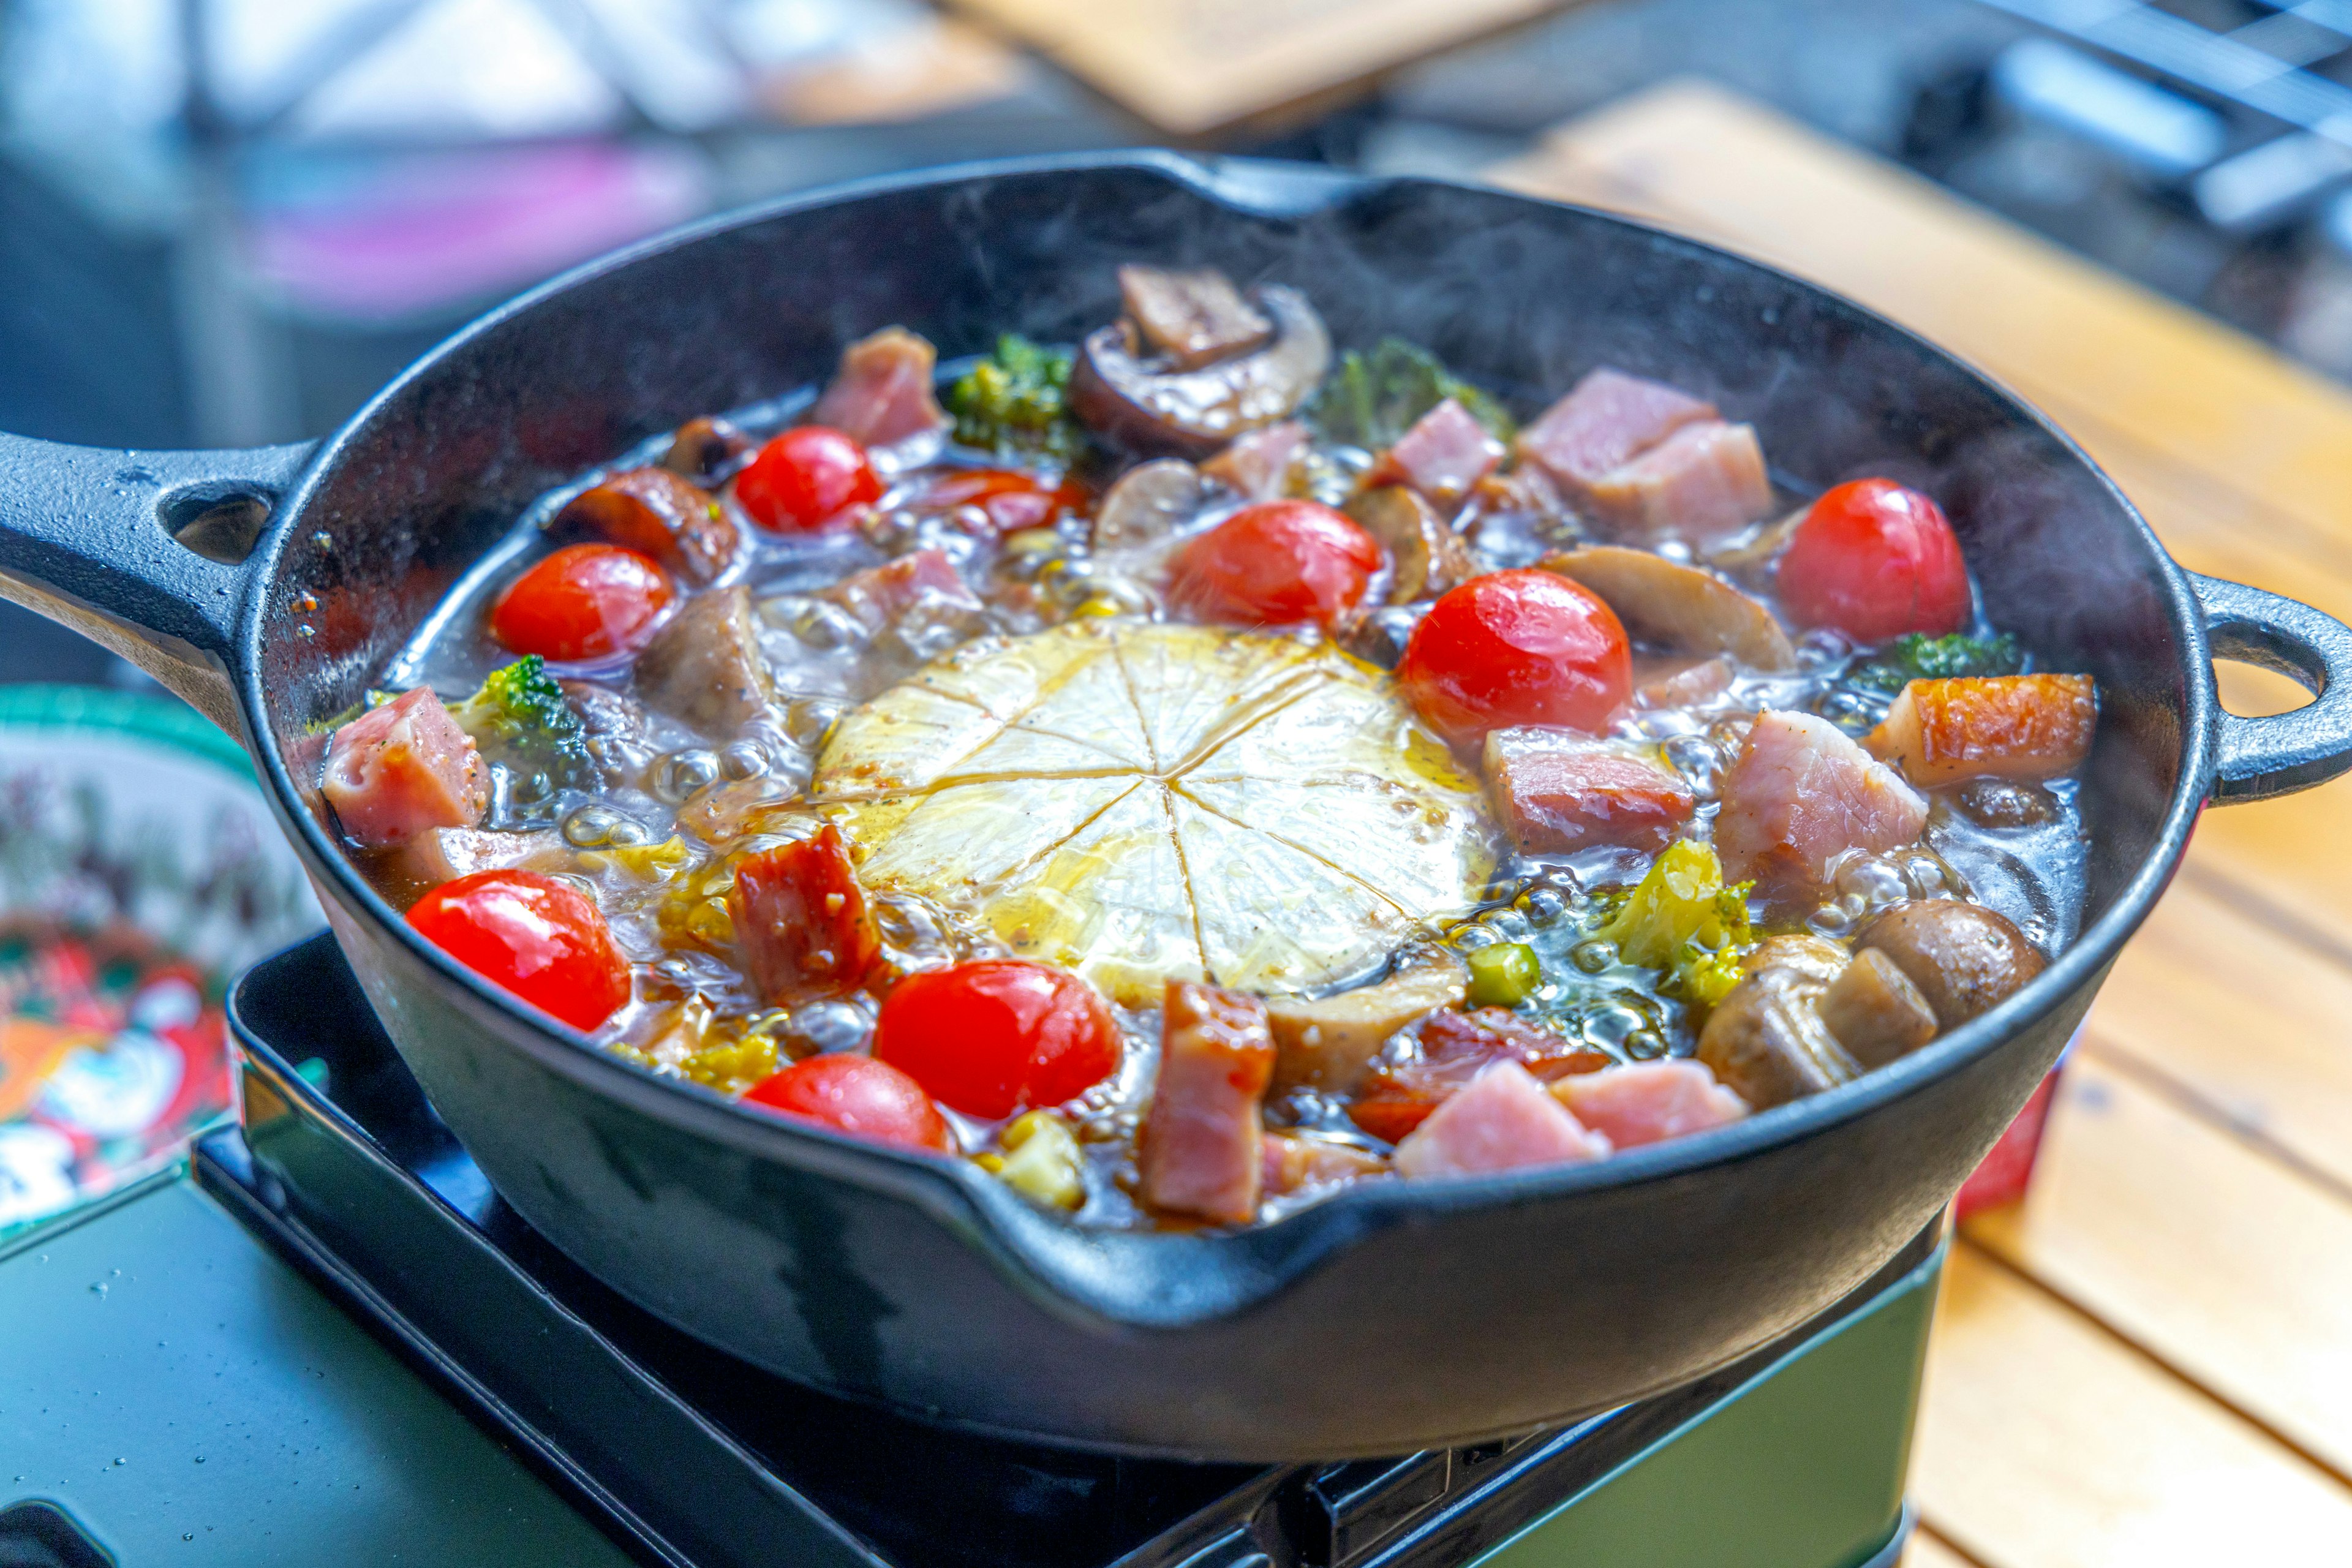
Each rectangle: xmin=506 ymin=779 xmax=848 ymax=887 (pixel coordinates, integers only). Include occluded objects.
xmin=1866 ymin=674 xmax=2097 ymax=788
xmin=556 ymin=467 xmax=739 ymax=586
xmin=1551 ymin=1060 xmax=1747 ymax=1150
xmin=1581 ymin=421 xmax=1774 ymax=545
xmin=1374 ymin=398 xmax=1502 ymax=502
xmin=1139 ymin=981 xmax=1276 ymax=1224
xmin=819 ymin=547 xmax=985 ymax=636
xmin=1351 ymin=1008 xmax=1608 ymax=1144
xmin=1483 ymin=728 xmax=1696 ymax=856
xmin=1262 ymin=1131 xmax=1388 ymax=1198
xmin=1515 ymin=368 xmax=1716 ymax=493
xmin=728 ymin=824 xmax=880 ymax=1004
xmin=1393 ymin=1061 xmax=1611 ymax=1178
xmin=1202 ymin=420 xmax=1308 ymax=501
xmin=810 ymin=326 xmax=949 ymax=448
xmin=323 ymin=688 xmax=489 ymax=850
xmin=1716 ymin=710 xmax=1928 ymax=899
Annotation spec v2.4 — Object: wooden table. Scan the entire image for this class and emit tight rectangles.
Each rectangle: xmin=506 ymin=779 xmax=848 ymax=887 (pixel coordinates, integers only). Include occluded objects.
xmin=1494 ymin=81 xmax=2352 ymax=1566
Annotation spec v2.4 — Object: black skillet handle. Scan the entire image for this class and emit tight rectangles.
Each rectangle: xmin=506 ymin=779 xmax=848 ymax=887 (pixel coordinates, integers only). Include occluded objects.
xmin=0 ymin=433 xmax=315 ymax=737
xmin=2193 ymin=572 xmax=2352 ymax=804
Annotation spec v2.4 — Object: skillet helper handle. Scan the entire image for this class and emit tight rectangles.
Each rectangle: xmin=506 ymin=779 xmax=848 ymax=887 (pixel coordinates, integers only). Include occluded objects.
xmin=0 ymin=433 xmax=315 ymax=736
xmin=2193 ymin=571 xmax=2352 ymax=803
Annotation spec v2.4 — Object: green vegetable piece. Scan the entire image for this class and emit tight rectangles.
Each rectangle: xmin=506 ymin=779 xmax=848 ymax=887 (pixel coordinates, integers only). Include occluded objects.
xmin=1307 ymin=337 xmax=1516 ymax=450
xmin=1597 ymin=841 xmax=1755 ymax=1002
xmin=447 ymin=655 xmax=598 ymax=793
xmin=944 ymin=334 xmax=1087 ymax=462
xmin=1848 ymin=631 xmax=2024 ymax=695
xmin=1466 ymin=941 xmax=1543 ymax=1008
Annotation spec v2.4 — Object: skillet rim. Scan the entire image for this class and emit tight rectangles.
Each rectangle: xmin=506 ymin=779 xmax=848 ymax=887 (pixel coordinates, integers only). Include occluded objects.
xmin=234 ymin=148 xmax=2212 ymax=1318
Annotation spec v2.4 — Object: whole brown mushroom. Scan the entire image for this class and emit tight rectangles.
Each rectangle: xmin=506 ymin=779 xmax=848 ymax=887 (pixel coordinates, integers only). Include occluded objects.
xmin=1855 ymin=900 xmax=2046 ymax=1028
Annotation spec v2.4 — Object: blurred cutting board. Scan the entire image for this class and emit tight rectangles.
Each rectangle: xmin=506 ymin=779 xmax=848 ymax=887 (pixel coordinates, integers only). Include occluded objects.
xmin=939 ymin=0 xmax=1575 ymax=134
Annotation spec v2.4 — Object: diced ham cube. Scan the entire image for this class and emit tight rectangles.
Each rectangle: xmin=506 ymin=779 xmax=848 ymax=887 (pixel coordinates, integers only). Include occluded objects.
xmin=1139 ymin=982 xmax=1276 ymax=1224
xmin=1483 ymin=728 xmax=1697 ymax=856
xmin=1550 ymin=1060 xmax=1747 ymax=1150
xmin=1202 ymin=420 xmax=1308 ymax=501
xmin=1716 ymin=710 xmax=1928 ymax=899
xmin=1394 ymin=1061 xmax=1611 ymax=1178
xmin=1351 ymin=1008 xmax=1608 ymax=1144
xmin=728 ymin=824 xmax=880 ymax=1004
xmin=1865 ymin=674 xmax=2097 ymax=788
xmin=1261 ymin=1131 xmax=1387 ymax=1198
xmin=556 ymin=467 xmax=739 ymax=586
xmin=1374 ymin=398 xmax=1502 ymax=502
xmin=1515 ymin=368 xmax=1716 ymax=492
xmin=810 ymin=327 xmax=949 ymax=448
xmin=818 ymin=548 xmax=985 ymax=636
xmin=1583 ymin=421 xmax=1773 ymax=545
xmin=322 ymin=688 xmax=488 ymax=850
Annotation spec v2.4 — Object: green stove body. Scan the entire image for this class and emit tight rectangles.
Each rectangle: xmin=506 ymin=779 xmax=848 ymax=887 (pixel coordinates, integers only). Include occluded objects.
xmin=0 ymin=937 xmax=1939 ymax=1568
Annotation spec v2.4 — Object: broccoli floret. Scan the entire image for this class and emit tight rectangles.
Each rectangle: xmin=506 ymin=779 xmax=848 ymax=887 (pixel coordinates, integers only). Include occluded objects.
xmin=944 ymin=334 xmax=1087 ymax=463
xmin=1847 ymin=631 xmax=2024 ymax=694
xmin=447 ymin=656 xmax=597 ymax=794
xmin=1597 ymin=840 xmax=1755 ymax=1005
xmin=1307 ymin=338 xmax=1517 ymax=450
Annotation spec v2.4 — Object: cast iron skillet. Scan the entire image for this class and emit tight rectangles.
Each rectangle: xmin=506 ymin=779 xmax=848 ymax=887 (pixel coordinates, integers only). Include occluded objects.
xmin=2 ymin=153 xmax=2349 ymax=1461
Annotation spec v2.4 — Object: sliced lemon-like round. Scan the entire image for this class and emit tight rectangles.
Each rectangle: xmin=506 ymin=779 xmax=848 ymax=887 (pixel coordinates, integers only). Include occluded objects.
xmin=812 ymin=619 xmax=1497 ymax=1005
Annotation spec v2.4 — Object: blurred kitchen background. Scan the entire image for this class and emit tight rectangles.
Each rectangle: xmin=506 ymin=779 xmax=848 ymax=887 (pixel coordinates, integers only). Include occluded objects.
xmin=6 ymin=0 xmax=2352 ymax=680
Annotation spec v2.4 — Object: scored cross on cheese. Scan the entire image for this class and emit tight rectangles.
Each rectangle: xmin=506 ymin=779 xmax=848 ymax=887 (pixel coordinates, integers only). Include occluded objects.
xmin=812 ymin=620 xmax=1497 ymax=1005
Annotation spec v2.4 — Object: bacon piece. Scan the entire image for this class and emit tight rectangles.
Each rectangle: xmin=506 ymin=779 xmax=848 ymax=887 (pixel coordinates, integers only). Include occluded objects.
xmin=728 ymin=824 xmax=880 ymax=1004
xmin=1483 ymin=728 xmax=1696 ymax=856
xmin=1351 ymin=1008 xmax=1608 ymax=1144
xmin=1716 ymin=710 xmax=1928 ymax=899
xmin=1139 ymin=981 xmax=1276 ymax=1224
xmin=810 ymin=326 xmax=949 ymax=448
xmin=1201 ymin=420 xmax=1308 ymax=501
xmin=556 ymin=467 xmax=739 ymax=586
xmin=635 ymin=583 xmax=772 ymax=736
xmin=1551 ymin=1060 xmax=1747 ymax=1150
xmin=818 ymin=548 xmax=984 ymax=637
xmin=1374 ymin=398 xmax=1502 ymax=503
xmin=1393 ymin=1061 xmax=1611 ymax=1178
xmin=323 ymin=688 xmax=489 ymax=850
xmin=1119 ymin=265 xmax=1272 ymax=370
xmin=1866 ymin=674 xmax=2097 ymax=788
xmin=1515 ymin=368 xmax=1716 ymax=493
xmin=1583 ymin=421 xmax=1773 ymax=545
xmin=1261 ymin=1131 xmax=1388 ymax=1198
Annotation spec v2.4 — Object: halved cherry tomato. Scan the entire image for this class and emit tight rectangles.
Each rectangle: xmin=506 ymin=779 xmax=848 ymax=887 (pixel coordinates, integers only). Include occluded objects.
xmin=872 ymin=959 xmax=1119 ymax=1121
xmin=1777 ymin=478 xmax=1970 ymax=642
xmin=1166 ymin=500 xmax=1382 ymax=631
xmin=1396 ymin=569 xmax=1631 ymax=747
xmin=743 ymin=1054 xmax=952 ymax=1153
xmin=409 ymin=869 xmax=630 ymax=1031
xmin=727 ymin=825 xmax=880 ymax=1005
xmin=736 ymin=426 xmax=882 ymax=532
xmin=918 ymin=467 xmax=1070 ymax=536
xmin=489 ymin=543 xmax=673 ymax=662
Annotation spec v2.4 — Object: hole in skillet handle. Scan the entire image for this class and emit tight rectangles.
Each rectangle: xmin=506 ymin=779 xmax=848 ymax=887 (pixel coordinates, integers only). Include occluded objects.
xmin=157 ymin=484 xmax=276 ymax=565
xmin=2193 ymin=571 xmax=2352 ymax=802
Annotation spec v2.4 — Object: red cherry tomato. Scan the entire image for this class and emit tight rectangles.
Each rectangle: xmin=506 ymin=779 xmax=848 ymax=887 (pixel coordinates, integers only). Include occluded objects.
xmin=409 ymin=870 xmax=630 ymax=1031
xmin=743 ymin=1054 xmax=952 ymax=1153
xmin=736 ymin=426 xmax=883 ymax=532
xmin=918 ymin=468 xmax=1067 ymax=536
xmin=1396 ymin=569 xmax=1631 ymax=748
xmin=489 ymin=543 xmax=673 ymax=662
xmin=1167 ymin=500 xmax=1383 ymax=631
xmin=1777 ymin=478 xmax=1970 ymax=642
xmin=871 ymin=959 xmax=1120 ymax=1121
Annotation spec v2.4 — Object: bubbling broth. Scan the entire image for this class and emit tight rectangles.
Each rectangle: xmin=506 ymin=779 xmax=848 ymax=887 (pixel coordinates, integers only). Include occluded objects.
xmin=317 ymin=269 xmax=2094 ymax=1230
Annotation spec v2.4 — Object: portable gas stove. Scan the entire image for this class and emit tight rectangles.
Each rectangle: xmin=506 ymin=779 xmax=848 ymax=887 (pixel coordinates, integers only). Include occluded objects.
xmin=0 ymin=936 xmax=1940 ymax=1568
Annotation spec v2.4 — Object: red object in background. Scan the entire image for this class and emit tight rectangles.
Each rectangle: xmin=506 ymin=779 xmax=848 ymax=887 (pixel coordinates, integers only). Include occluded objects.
xmin=1953 ymin=1024 xmax=2082 ymax=1221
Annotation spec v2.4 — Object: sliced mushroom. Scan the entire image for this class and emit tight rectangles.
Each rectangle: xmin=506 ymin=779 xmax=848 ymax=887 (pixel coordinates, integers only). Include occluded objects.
xmin=1345 ymin=484 xmax=1472 ymax=605
xmin=1543 ymin=546 xmax=1795 ymax=671
xmin=1090 ymin=459 xmax=1207 ymax=555
xmin=1697 ymin=967 xmax=1859 ymax=1110
xmin=1118 ymin=265 xmax=1272 ymax=371
xmin=1816 ymin=947 xmax=1939 ymax=1068
xmin=1069 ymin=284 xmax=1332 ymax=458
xmin=662 ymin=416 xmax=755 ymax=487
xmin=635 ymin=584 xmax=773 ymax=736
xmin=1855 ymin=900 xmax=2045 ymax=1028
xmin=1741 ymin=933 xmax=1852 ymax=989
xmin=1265 ymin=951 xmax=1467 ymax=1096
